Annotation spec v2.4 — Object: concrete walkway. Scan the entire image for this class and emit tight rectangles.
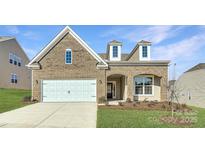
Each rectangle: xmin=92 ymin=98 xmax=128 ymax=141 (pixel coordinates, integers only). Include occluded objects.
xmin=0 ymin=103 xmax=97 ymax=128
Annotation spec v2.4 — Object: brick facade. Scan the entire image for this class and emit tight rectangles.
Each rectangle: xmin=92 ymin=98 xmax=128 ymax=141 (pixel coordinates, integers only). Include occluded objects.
xmin=31 ymin=31 xmax=169 ymax=103
xmin=32 ymin=33 xmax=106 ymax=102
xmin=106 ymin=65 xmax=168 ymax=101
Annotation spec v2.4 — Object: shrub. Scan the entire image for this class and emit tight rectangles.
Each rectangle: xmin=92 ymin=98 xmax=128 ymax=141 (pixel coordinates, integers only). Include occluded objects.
xmin=22 ymin=96 xmax=31 ymax=102
xmin=31 ymin=98 xmax=38 ymax=103
xmin=175 ymin=103 xmax=181 ymax=110
xmin=161 ymin=104 xmax=166 ymax=110
xmin=98 ymin=96 xmax=107 ymax=104
xmin=118 ymin=102 xmax=123 ymax=106
xmin=147 ymin=103 xmax=154 ymax=107
xmin=143 ymin=98 xmax=148 ymax=103
xmin=133 ymin=102 xmax=137 ymax=107
xmin=126 ymin=98 xmax=132 ymax=103
xmin=136 ymin=101 xmax=140 ymax=104
xmin=181 ymin=104 xmax=187 ymax=108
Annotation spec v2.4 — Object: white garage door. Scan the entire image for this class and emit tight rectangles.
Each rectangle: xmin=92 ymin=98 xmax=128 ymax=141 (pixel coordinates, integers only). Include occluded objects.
xmin=42 ymin=80 xmax=96 ymax=102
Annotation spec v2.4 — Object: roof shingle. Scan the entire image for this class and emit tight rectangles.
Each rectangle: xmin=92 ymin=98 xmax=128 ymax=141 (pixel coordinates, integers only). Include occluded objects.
xmin=0 ymin=36 xmax=14 ymax=42
xmin=185 ymin=63 xmax=205 ymax=73
xmin=138 ymin=40 xmax=152 ymax=44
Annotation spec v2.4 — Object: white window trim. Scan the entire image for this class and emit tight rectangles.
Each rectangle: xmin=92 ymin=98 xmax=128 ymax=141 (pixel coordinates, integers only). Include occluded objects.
xmin=17 ymin=57 xmax=22 ymax=66
xmin=13 ymin=54 xmax=17 ymax=62
xmin=9 ymin=53 xmax=22 ymax=66
xmin=11 ymin=73 xmax=17 ymax=84
xmin=142 ymin=46 xmax=148 ymax=58
xmin=133 ymin=75 xmax=154 ymax=96
xmin=9 ymin=53 xmax=14 ymax=64
xmin=112 ymin=46 xmax=118 ymax=58
xmin=139 ymin=45 xmax=151 ymax=61
xmin=65 ymin=49 xmax=72 ymax=64
xmin=109 ymin=45 xmax=121 ymax=61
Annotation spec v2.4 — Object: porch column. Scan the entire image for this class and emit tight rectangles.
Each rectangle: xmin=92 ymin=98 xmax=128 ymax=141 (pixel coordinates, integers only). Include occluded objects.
xmin=124 ymin=76 xmax=128 ymax=100
xmin=127 ymin=75 xmax=133 ymax=101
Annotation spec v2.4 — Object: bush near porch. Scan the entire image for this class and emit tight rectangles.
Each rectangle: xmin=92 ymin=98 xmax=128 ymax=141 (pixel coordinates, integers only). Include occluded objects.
xmin=101 ymin=101 xmax=191 ymax=112
xmin=97 ymin=102 xmax=205 ymax=128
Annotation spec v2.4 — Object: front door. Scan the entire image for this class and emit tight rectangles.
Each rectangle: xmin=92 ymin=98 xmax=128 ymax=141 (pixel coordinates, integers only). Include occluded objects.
xmin=107 ymin=83 xmax=113 ymax=99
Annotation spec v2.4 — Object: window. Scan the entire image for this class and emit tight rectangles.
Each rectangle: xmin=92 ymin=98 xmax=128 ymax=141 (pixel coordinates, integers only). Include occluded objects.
xmin=9 ymin=53 xmax=22 ymax=66
xmin=65 ymin=49 xmax=72 ymax=64
xmin=142 ymin=46 xmax=148 ymax=58
xmin=9 ymin=53 xmax=13 ymax=64
xmin=134 ymin=76 xmax=153 ymax=95
xmin=13 ymin=55 xmax=17 ymax=65
xmin=11 ymin=74 xmax=17 ymax=84
xmin=113 ymin=46 xmax=118 ymax=58
xmin=18 ymin=57 xmax=21 ymax=67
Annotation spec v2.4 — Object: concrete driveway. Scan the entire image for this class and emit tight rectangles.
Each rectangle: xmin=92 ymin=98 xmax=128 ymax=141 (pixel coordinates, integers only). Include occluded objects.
xmin=0 ymin=103 xmax=97 ymax=128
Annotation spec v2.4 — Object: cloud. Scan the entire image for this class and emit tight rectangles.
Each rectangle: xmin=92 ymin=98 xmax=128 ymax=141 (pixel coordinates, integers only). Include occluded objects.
xmin=152 ymin=32 xmax=205 ymax=60
xmin=123 ymin=26 xmax=174 ymax=44
xmin=22 ymin=31 xmax=40 ymax=40
xmin=23 ymin=47 xmax=37 ymax=60
xmin=137 ymin=26 xmax=185 ymax=44
xmin=4 ymin=26 xmax=40 ymax=40
xmin=5 ymin=26 xmax=20 ymax=34
xmin=100 ymin=25 xmax=185 ymax=44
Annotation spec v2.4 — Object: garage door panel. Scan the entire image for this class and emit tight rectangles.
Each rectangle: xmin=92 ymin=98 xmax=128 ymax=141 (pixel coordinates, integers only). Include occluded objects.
xmin=42 ymin=80 xmax=96 ymax=102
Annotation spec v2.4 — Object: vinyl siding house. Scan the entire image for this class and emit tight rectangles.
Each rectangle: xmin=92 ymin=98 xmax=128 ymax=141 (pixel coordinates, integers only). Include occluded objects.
xmin=27 ymin=26 xmax=170 ymax=103
xmin=0 ymin=37 xmax=31 ymax=90
xmin=174 ymin=63 xmax=205 ymax=108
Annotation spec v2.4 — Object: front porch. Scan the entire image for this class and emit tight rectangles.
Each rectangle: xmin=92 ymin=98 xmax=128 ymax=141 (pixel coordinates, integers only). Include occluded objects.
xmin=107 ymin=74 xmax=127 ymax=102
xmin=106 ymin=74 xmax=162 ymax=104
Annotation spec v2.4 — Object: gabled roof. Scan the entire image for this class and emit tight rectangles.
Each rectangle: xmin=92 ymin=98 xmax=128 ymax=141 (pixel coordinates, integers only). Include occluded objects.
xmin=107 ymin=60 xmax=170 ymax=66
xmin=125 ymin=43 xmax=139 ymax=60
xmin=126 ymin=40 xmax=152 ymax=60
xmin=108 ymin=40 xmax=122 ymax=47
xmin=138 ymin=40 xmax=152 ymax=44
xmin=0 ymin=37 xmax=30 ymax=61
xmin=185 ymin=63 xmax=205 ymax=73
xmin=27 ymin=26 xmax=108 ymax=67
xmin=0 ymin=36 xmax=14 ymax=42
xmin=109 ymin=40 xmax=122 ymax=44
xmin=99 ymin=53 xmax=129 ymax=61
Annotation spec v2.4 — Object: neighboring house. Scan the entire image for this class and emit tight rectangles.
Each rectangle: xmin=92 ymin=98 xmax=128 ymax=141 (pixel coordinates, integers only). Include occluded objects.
xmin=174 ymin=63 xmax=205 ymax=107
xmin=27 ymin=26 xmax=170 ymax=103
xmin=0 ymin=37 xmax=31 ymax=90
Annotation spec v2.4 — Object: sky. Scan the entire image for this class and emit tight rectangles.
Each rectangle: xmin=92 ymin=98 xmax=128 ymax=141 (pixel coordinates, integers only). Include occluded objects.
xmin=0 ymin=25 xmax=205 ymax=80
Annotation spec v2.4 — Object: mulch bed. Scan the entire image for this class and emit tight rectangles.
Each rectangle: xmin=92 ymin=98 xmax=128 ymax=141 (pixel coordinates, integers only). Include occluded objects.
xmin=98 ymin=101 xmax=192 ymax=112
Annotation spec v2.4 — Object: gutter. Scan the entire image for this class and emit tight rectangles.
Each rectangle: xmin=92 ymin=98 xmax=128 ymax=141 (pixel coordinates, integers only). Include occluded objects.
xmin=108 ymin=62 xmax=170 ymax=66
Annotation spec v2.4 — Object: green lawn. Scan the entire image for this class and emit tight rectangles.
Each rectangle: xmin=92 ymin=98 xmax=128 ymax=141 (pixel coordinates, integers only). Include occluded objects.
xmin=97 ymin=107 xmax=205 ymax=128
xmin=0 ymin=88 xmax=31 ymax=113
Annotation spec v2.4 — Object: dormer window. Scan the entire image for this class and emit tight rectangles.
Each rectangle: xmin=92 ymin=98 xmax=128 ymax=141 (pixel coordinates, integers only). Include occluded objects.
xmin=113 ymin=46 xmax=118 ymax=58
xmin=142 ymin=46 xmax=148 ymax=58
xmin=107 ymin=40 xmax=122 ymax=61
xmin=139 ymin=42 xmax=151 ymax=61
